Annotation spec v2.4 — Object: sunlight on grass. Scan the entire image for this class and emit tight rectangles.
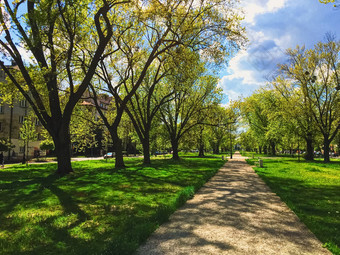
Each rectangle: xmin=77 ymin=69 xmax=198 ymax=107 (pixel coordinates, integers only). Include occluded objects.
xmin=246 ymin=156 xmax=340 ymax=255
xmin=0 ymin=154 xmax=224 ymax=255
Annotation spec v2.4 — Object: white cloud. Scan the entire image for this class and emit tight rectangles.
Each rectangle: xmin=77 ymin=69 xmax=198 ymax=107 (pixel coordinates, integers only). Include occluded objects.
xmin=18 ymin=45 xmax=34 ymax=64
xmin=218 ymin=0 xmax=340 ymax=105
xmin=224 ymin=89 xmax=243 ymax=102
xmin=221 ymin=49 xmax=269 ymax=86
xmin=243 ymin=0 xmax=287 ymax=24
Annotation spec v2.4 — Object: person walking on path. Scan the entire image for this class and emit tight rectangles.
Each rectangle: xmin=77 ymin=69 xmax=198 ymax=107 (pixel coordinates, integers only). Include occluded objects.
xmin=137 ymin=152 xmax=330 ymax=255
xmin=0 ymin=152 xmax=4 ymax=168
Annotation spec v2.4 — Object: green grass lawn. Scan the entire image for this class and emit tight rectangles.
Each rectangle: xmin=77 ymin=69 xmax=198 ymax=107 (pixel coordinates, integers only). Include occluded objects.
xmin=246 ymin=156 xmax=340 ymax=255
xmin=0 ymin=155 xmax=225 ymax=255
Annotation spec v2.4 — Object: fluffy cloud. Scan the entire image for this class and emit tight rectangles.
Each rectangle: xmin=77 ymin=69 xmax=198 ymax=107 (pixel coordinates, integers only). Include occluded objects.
xmin=219 ymin=0 xmax=340 ymax=104
xmin=243 ymin=0 xmax=287 ymax=24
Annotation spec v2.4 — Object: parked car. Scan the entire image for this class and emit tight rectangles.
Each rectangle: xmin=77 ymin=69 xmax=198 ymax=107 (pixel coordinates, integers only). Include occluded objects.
xmin=104 ymin=152 xmax=115 ymax=159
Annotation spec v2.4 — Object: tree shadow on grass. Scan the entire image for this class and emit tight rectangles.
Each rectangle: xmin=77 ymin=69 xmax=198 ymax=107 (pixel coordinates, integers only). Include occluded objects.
xmin=0 ymin=170 xmax=95 ymax=254
xmin=255 ymin=172 xmax=340 ymax=253
xmin=138 ymin=160 xmax=337 ymax=254
xmin=0 ymin=157 xmax=225 ymax=255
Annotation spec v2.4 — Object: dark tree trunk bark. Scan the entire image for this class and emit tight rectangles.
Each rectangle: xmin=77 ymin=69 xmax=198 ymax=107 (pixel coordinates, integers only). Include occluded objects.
xmin=263 ymin=145 xmax=267 ymax=154
xmin=142 ymin=135 xmax=151 ymax=164
xmin=111 ymin=129 xmax=125 ymax=168
xmin=198 ymin=146 xmax=204 ymax=157
xmin=304 ymin=133 xmax=314 ymax=160
xmin=270 ymin=141 xmax=276 ymax=155
xmin=213 ymin=144 xmax=220 ymax=154
xmin=7 ymin=105 xmax=13 ymax=160
xmin=54 ymin=127 xmax=73 ymax=175
xmin=259 ymin=146 xmax=262 ymax=154
xmin=323 ymin=136 xmax=330 ymax=163
xmin=198 ymin=128 xmax=204 ymax=157
xmin=171 ymin=139 xmax=180 ymax=160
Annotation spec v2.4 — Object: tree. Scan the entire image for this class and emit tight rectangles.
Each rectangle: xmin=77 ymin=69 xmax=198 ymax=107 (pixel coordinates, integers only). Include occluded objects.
xmin=89 ymin=0 xmax=245 ymax=168
xmin=124 ymin=60 xmax=173 ymax=164
xmin=239 ymin=130 xmax=257 ymax=152
xmin=240 ymin=88 xmax=285 ymax=155
xmin=203 ymin=104 xmax=237 ymax=154
xmin=40 ymin=140 xmax=55 ymax=159
xmin=20 ymin=116 xmax=37 ymax=165
xmin=0 ymin=139 xmax=10 ymax=152
xmin=272 ymin=76 xmax=318 ymax=160
xmin=159 ymin=62 xmax=222 ymax=160
xmin=70 ymin=101 xmax=104 ymax=156
xmin=279 ymin=38 xmax=340 ymax=162
xmin=0 ymin=0 xmax=125 ymax=175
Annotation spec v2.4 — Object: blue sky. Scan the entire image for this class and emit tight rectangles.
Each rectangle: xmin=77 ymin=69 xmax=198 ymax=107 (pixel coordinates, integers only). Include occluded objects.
xmin=219 ymin=0 xmax=340 ymax=105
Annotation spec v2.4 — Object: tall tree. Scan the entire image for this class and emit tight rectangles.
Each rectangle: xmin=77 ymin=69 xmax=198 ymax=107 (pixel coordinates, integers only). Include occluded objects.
xmin=20 ymin=116 xmax=37 ymax=166
xmin=159 ymin=63 xmax=222 ymax=160
xmin=124 ymin=59 xmax=173 ymax=164
xmin=0 ymin=0 xmax=125 ymax=174
xmin=273 ymin=76 xmax=318 ymax=160
xmin=240 ymin=88 xmax=285 ymax=155
xmin=90 ymin=0 xmax=245 ymax=167
xmin=279 ymin=38 xmax=340 ymax=162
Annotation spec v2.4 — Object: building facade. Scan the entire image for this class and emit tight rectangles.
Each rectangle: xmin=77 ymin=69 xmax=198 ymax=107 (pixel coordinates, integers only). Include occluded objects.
xmin=0 ymin=68 xmax=43 ymax=162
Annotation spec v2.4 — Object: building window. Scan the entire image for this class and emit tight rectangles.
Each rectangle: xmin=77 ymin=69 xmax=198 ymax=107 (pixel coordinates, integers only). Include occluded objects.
xmin=19 ymin=100 xmax=27 ymax=108
xmin=19 ymin=147 xmax=25 ymax=153
xmin=0 ymin=105 xmax=3 ymax=114
xmin=19 ymin=116 xmax=25 ymax=123
xmin=35 ymin=118 xmax=40 ymax=126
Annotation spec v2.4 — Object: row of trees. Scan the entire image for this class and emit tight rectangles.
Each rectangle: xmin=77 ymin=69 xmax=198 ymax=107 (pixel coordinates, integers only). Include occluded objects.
xmin=0 ymin=0 xmax=244 ymax=174
xmin=239 ymin=37 xmax=340 ymax=162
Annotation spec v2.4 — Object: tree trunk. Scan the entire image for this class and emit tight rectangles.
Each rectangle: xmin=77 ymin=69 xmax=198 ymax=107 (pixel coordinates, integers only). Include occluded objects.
xmin=213 ymin=144 xmax=220 ymax=154
xmin=259 ymin=146 xmax=262 ymax=154
xmin=171 ymin=139 xmax=180 ymax=160
xmin=263 ymin=145 xmax=267 ymax=154
xmin=142 ymin=136 xmax=151 ymax=164
xmin=304 ymin=133 xmax=314 ymax=160
xmin=270 ymin=141 xmax=276 ymax=155
xmin=198 ymin=128 xmax=204 ymax=157
xmin=25 ymin=139 xmax=29 ymax=167
xmin=54 ymin=128 xmax=73 ymax=175
xmin=7 ymin=105 xmax=13 ymax=160
xmin=198 ymin=146 xmax=204 ymax=157
xmin=323 ymin=136 xmax=330 ymax=163
xmin=111 ymin=129 xmax=125 ymax=168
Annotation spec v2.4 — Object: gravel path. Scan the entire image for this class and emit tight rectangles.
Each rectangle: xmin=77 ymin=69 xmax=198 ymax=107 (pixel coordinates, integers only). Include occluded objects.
xmin=136 ymin=152 xmax=330 ymax=255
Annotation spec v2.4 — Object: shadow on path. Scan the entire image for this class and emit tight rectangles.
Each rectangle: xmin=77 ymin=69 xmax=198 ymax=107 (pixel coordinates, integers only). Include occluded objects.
xmin=136 ymin=152 xmax=331 ymax=255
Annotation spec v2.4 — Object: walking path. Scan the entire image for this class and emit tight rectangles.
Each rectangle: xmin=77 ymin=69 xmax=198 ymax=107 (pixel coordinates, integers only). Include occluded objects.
xmin=136 ymin=152 xmax=330 ymax=254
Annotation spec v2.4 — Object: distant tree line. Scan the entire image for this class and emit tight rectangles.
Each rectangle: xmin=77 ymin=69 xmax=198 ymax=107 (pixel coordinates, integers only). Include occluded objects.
xmin=238 ymin=36 xmax=340 ymax=162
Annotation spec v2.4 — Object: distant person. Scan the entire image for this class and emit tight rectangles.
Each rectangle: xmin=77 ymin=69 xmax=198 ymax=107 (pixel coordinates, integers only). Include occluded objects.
xmin=0 ymin=152 xmax=4 ymax=168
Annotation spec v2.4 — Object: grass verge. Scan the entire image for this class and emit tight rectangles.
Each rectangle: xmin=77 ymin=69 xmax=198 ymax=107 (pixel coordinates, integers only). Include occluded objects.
xmin=0 ymin=154 xmax=224 ymax=255
xmin=246 ymin=157 xmax=340 ymax=255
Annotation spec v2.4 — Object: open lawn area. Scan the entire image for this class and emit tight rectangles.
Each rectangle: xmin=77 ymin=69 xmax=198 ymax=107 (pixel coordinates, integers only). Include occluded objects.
xmin=245 ymin=155 xmax=340 ymax=255
xmin=0 ymin=155 xmax=225 ymax=255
